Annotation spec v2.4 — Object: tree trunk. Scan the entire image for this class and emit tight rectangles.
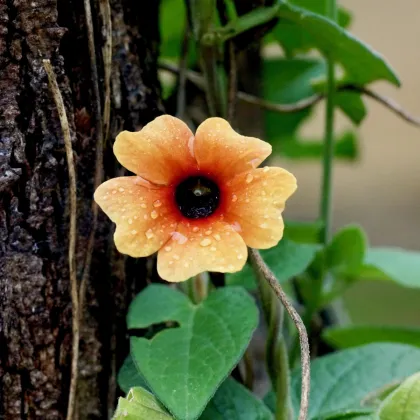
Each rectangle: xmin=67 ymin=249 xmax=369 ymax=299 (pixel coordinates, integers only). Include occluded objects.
xmin=0 ymin=0 xmax=163 ymax=418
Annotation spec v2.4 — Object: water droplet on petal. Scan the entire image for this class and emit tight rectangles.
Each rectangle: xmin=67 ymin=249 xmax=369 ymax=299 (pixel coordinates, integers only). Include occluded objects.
xmin=232 ymin=194 xmax=238 ymax=202
xmin=205 ymin=230 xmax=212 ymax=235
xmin=246 ymin=173 xmax=253 ymax=183
xmin=184 ymin=262 xmax=189 ymax=268
xmin=145 ymin=229 xmax=154 ymax=239
xmin=164 ymin=246 xmax=172 ymax=252
xmin=173 ymin=254 xmax=180 ymax=260
xmin=200 ymin=238 xmax=212 ymax=247
xmin=144 ymin=214 xmax=148 ymax=220
xmin=228 ymin=264 xmax=235 ymax=270
xmin=188 ymin=136 xmax=195 ymax=158
xmin=231 ymin=222 xmax=242 ymax=232
xmin=210 ymin=246 xmax=217 ymax=251
xmin=140 ymin=203 xmax=147 ymax=208
xmin=128 ymin=218 xmax=133 ymax=224
xmin=213 ymin=234 xmax=221 ymax=241
xmin=131 ymin=230 xmax=137 ymax=235
xmin=112 ymin=190 xmax=117 ymax=194
xmin=237 ymin=254 xmax=244 ymax=260
xmin=263 ymin=166 xmax=270 ymax=173
xmin=259 ymin=223 xmax=268 ymax=228
xmin=172 ymin=231 xmax=188 ymax=244
xmin=192 ymin=226 xmax=199 ymax=233
xmin=153 ymin=200 xmax=162 ymax=208
xmin=119 ymin=187 xmax=125 ymax=192
xmin=151 ymin=210 xmax=158 ymax=219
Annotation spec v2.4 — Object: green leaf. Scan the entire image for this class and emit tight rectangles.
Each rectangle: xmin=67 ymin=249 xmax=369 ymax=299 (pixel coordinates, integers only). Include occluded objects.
xmin=284 ymin=220 xmax=323 ymax=244
xmin=335 ymin=92 xmax=367 ymax=125
xmin=227 ymin=238 xmax=320 ymax=290
xmin=201 ymin=377 xmax=272 ymax=420
xmin=327 ymin=225 xmax=367 ymax=270
xmin=323 ymin=325 xmax=420 ymax=350
xmin=275 ymin=2 xmax=400 ymax=86
xmin=376 ymin=372 xmax=420 ymax=420
xmin=315 ymin=409 xmax=373 ymax=420
xmin=360 ymin=248 xmax=420 ymax=289
xmin=263 ymin=58 xmax=325 ymax=137
xmin=118 ymin=355 xmax=149 ymax=394
xmin=277 ymin=131 xmax=359 ymax=161
xmin=269 ymin=1 xmax=352 ymax=54
xmin=291 ymin=343 xmax=420 ymax=419
xmin=113 ymin=387 xmax=173 ymax=420
xmin=128 ymin=285 xmax=258 ymax=420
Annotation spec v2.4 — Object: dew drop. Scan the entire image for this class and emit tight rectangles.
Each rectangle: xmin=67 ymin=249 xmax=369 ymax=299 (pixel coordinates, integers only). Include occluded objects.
xmin=232 ymin=194 xmax=238 ymax=202
xmin=237 ymin=254 xmax=244 ymax=260
xmin=246 ymin=173 xmax=253 ymax=183
xmin=131 ymin=230 xmax=137 ymax=235
xmin=145 ymin=229 xmax=154 ymax=239
xmin=164 ymin=246 xmax=172 ymax=252
xmin=192 ymin=226 xmax=199 ymax=233
xmin=205 ymin=230 xmax=212 ymax=235
xmin=119 ymin=187 xmax=125 ymax=192
xmin=188 ymin=136 xmax=195 ymax=158
xmin=231 ymin=222 xmax=242 ymax=232
xmin=144 ymin=214 xmax=148 ymax=220
xmin=151 ymin=210 xmax=158 ymax=219
xmin=153 ymin=200 xmax=162 ymax=208
xmin=245 ymin=198 xmax=250 ymax=203
xmin=263 ymin=166 xmax=270 ymax=173
xmin=172 ymin=231 xmax=188 ymax=244
xmin=210 ymin=246 xmax=217 ymax=251
xmin=200 ymin=238 xmax=212 ymax=247
xmin=184 ymin=262 xmax=189 ymax=268
xmin=213 ymin=234 xmax=221 ymax=241
xmin=173 ymin=254 xmax=180 ymax=260
xmin=140 ymin=203 xmax=147 ymax=208
xmin=128 ymin=218 xmax=133 ymax=225
xmin=259 ymin=223 xmax=268 ymax=228
xmin=112 ymin=190 xmax=117 ymax=194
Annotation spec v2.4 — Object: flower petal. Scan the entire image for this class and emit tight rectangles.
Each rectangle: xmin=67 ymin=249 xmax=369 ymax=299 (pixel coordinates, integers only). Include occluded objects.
xmin=225 ymin=167 xmax=297 ymax=249
xmin=157 ymin=221 xmax=247 ymax=282
xmin=194 ymin=118 xmax=272 ymax=181
xmin=94 ymin=177 xmax=179 ymax=257
xmin=113 ymin=115 xmax=197 ymax=185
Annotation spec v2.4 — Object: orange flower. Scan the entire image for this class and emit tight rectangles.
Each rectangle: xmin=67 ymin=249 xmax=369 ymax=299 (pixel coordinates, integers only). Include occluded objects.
xmin=94 ymin=116 xmax=297 ymax=282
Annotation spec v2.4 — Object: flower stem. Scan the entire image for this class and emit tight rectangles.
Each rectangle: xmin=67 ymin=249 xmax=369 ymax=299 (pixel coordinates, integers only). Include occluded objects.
xmin=320 ymin=0 xmax=337 ymax=245
xmin=249 ymin=249 xmax=310 ymax=420
xmin=254 ymin=259 xmax=293 ymax=420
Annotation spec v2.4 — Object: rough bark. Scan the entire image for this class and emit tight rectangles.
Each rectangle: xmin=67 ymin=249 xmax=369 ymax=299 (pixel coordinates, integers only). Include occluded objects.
xmin=0 ymin=0 xmax=163 ymax=418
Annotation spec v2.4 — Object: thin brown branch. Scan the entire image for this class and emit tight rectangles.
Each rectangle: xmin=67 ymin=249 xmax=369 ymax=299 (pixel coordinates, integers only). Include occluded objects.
xmin=227 ymin=41 xmax=237 ymax=123
xmin=43 ymin=59 xmax=79 ymax=420
xmin=159 ymin=61 xmax=420 ymax=127
xmin=176 ymin=23 xmax=190 ymax=119
xmin=249 ymin=248 xmax=310 ymax=420
xmin=79 ymin=0 xmax=104 ymax=314
xmin=99 ymin=0 xmax=112 ymax=142
xmin=351 ymin=85 xmax=420 ymax=127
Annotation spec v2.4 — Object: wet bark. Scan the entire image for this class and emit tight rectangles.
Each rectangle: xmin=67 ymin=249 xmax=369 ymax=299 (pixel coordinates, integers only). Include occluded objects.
xmin=0 ymin=0 xmax=163 ymax=418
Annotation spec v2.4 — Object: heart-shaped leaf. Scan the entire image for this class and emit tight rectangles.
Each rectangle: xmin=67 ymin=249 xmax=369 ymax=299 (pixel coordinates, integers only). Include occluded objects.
xmin=376 ymin=372 xmax=420 ymax=420
xmin=291 ymin=343 xmax=420 ymax=419
xmin=113 ymin=387 xmax=173 ymax=420
xmin=275 ymin=2 xmax=400 ymax=86
xmin=128 ymin=285 xmax=258 ymax=420
xmin=201 ymin=377 xmax=272 ymax=420
xmin=118 ymin=355 xmax=150 ymax=393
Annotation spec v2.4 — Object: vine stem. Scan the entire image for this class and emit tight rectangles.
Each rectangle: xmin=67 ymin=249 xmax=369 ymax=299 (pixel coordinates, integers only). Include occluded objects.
xmin=249 ymin=249 xmax=310 ymax=420
xmin=43 ymin=60 xmax=79 ymax=420
xmin=320 ymin=0 xmax=337 ymax=244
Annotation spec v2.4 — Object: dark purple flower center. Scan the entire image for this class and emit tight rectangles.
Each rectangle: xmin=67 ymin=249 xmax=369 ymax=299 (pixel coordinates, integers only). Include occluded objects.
xmin=175 ymin=176 xmax=220 ymax=219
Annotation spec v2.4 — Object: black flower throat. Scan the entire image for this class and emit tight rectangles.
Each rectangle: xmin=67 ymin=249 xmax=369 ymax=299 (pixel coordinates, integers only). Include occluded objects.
xmin=175 ymin=176 xmax=220 ymax=219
